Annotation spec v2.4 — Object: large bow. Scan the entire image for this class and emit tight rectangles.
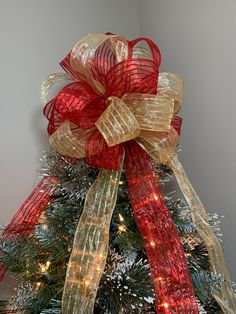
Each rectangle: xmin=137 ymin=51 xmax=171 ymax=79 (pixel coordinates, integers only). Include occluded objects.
xmin=42 ymin=34 xmax=182 ymax=170
xmin=47 ymin=75 xmax=182 ymax=169
xmin=42 ymin=33 xmax=199 ymax=314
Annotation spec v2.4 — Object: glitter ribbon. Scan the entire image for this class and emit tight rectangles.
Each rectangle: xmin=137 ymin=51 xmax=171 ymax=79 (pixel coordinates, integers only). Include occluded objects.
xmin=170 ymin=157 xmax=236 ymax=313
xmin=125 ymin=141 xmax=199 ymax=313
xmin=62 ymin=167 xmax=122 ymax=313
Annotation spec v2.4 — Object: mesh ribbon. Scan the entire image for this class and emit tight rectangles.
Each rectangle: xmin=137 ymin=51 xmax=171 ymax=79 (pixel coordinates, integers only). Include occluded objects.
xmin=0 ymin=177 xmax=55 ymax=280
xmin=170 ymin=157 xmax=236 ymax=313
xmin=62 ymin=167 xmax=122 ymax=313
xmin=125 ymin=141 xmax=199 ymax=313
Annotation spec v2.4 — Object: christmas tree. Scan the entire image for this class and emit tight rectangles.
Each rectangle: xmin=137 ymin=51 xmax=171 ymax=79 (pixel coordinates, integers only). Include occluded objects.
xmin=0 ymin=33 xmax=235 ymax=314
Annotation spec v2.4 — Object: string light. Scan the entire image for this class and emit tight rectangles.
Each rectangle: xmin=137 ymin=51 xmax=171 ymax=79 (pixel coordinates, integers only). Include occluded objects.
xmin=42 ymin=224 xmax=48 ymax=230
xmin=118 ymin=213 xmax=124 ymax=222
xmin=118 ymin=224 xmax=126 ymax=233
xmin=40 ymin=265 xmax=47 ymax=273
xmin=83 ymin=279 xmax=90 ymax=296
xmin=36 ymin=282 xmax=41 ymax=288
xmin=39 ymin=260 xmax=51 ymax=273
xmin=158 ymin=302 xmax=169 ymax=309
xmin=162 ymin=302 xmax=169 ymax=309
xmin=153 ymin=193 xmax=159 ymax=201
xmin=46 ymin=261 xmax=51 ymax=268
xmin=150 ymin=240 xmax=156 ymax=247
xmin=119 ymin=180 xmax=124 ymax=185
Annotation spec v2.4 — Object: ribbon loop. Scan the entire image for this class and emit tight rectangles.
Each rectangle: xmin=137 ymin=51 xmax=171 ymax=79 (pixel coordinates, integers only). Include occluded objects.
xmin=40 ymin=72 xmax=73 ymax=107
xmin=158 ymin=72 xmax=184 ymax=114
xmin=49 ymin=121 xmax=93 ymax=159
xmin=122 ymin=93 xmax=175 ymax=133
xmin=70 ymin=33 xmax=128 ymax=95
xmin=95 ymin=96 xmax=140 ymax=147
xmin=137 ymin=126 xmax=179 ymax=165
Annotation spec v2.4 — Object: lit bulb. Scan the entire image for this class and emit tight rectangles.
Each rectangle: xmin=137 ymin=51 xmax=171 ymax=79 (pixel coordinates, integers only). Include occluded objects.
xmin=42 ymin=224 xmax=47 ymax=230
xmin=150 ymin=240 xmax=156 ymax=247
xmin=119 ymin=180 xmax=124 ymax=185
xmin=40 ymin=265 xmax=47 ymax=273
xmin=118 ymin=225 xmax=126 ymax=233
xmin=118 ymin=213 xmax=124 ymax=222
xmin=153 ymin=193 xmax=159 ymax=201
xmin=162 ymin=302 xmax=169 ymax=308
xmin=84 ymin=280 xmax=89 ymax=286
xmin=36 ymin=282 xmax=41 ymax=288
xmin=46 ymin=261 xmax=51 ymax=268
xmin=39 ymin=261 xmax=51 ymax=273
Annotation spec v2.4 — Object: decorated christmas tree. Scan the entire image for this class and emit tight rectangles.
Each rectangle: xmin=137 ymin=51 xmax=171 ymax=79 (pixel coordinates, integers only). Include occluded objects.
xmin=0 ymin=33 xmax=236 ymax=314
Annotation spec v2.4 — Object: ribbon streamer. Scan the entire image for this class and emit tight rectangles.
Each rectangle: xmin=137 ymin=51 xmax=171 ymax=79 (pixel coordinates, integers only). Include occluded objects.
xmin=170 ymin=156 xmax=236 ymax=314
xmin=0 ymin=178 xmax=55 ymax=280
xmin=125 ymin=141 xmax=199 ymax=313
xmin=62 ymin=167 xmax=122 ymax=313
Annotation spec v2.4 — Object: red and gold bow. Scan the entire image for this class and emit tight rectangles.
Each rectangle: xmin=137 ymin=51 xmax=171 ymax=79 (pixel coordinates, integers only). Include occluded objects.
xmin=43 ymin=34 xmax=183 ymax=170
xmin=41 ymin=33 xmax=199 ymax=314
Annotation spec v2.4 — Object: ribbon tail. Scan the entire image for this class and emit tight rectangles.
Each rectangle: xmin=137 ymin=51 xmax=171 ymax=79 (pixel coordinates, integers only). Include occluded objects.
xmin=62 ymin=166 xmax=122 ymax=314
xmin=125 ymin=141 xmax=199 ymax=313
xmin=170 ymin=156 xmax=236 ymax=314
xmin=0 ymin=177 xmax=55 ymax=281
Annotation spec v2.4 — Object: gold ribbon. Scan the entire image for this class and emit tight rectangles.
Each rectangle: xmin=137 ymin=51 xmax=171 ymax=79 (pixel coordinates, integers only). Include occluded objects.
xmin=62 ymin=167 xmax=122 ymax=314
xmin=70 ymin=33 xmax=128 ymax=95
xmin=41 ymin=72 xmax=74 ymax=106
xmin=169 ymin=157 xmax=236 ymax=314
xmin=41 ymin=34 xmax=236 ymax=314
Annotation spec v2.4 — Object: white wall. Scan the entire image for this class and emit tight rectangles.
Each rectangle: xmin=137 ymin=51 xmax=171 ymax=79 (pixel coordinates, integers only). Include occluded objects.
xmin=0 ymin=0 xmax=139 ymax=297
xmin=139 ymin=0 xmax=236 ymax=281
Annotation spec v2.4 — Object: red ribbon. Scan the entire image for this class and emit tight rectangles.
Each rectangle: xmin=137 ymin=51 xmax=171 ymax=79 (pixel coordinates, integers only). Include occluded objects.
xmin=125 ymin=141 xmax=198 ymax=313
xmin=0 ymin=178 xmax=55 ymax=281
